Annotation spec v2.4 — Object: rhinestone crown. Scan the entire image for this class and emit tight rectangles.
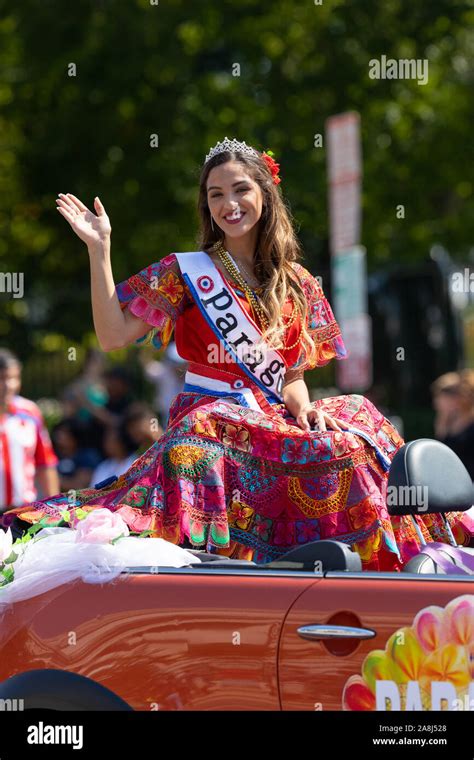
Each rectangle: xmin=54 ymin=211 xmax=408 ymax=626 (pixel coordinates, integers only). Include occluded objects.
xmin=205 ymin=136 xmax=259 ymax=164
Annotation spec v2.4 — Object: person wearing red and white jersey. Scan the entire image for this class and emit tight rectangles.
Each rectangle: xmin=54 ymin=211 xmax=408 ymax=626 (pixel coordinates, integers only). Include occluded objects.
xmin=0 ymin=349 xmax=59 ymax=512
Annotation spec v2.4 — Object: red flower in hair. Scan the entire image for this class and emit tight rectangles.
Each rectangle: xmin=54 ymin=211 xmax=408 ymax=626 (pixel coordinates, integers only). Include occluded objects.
xmin=261 ymin=150 xmax=281 ymax=185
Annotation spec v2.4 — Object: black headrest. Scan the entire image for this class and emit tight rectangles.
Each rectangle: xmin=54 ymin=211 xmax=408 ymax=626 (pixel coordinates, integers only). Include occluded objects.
xmin=269 ymin=540 xmax=362 ymax=572
xmin=387 ymin=438 xmax=474 ymax=516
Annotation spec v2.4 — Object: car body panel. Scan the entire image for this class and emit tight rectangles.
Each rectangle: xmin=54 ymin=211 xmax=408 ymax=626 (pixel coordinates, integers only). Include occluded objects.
xmin=1 ymin=568 xmax=472 ymax=711
xmin=279 ymin=574 xmax=474 ymax=711
xmin=0 ymin=571 xmax=321 ymax=710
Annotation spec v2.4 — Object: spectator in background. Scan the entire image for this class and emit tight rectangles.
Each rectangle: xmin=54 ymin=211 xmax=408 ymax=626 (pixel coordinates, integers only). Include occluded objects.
xmin=103 ymin=366 xmax=135 ymax=421
xmin=431 ymin=369 xmax=474 ymax=480
xmin=62 ymin=347 xmax=108 ymax=420
xmin=138 ymin=341 xmax=187 ymax=427
xmin=51 ymin=417 xmax=102 ymax=491
xmin=123 ymin=401 xmax=163 ymax=455
xmin=0 ymin=348 xmax=59 ymax=513
xmin=89 ymin=422 xmax=139 ymax=487
xmin=61 ymin=347 xmax=109 ymax=455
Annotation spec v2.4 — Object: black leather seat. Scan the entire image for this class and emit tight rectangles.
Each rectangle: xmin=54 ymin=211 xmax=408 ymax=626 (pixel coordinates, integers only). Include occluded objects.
xmin=187 ymin=541 xmax=361 ymax=571
xmin=387 ymin=438 xmax=474 ymax=516
xmin=267 ymin=539 xmax=362 ymax=572
xmin=387 ymin=439 xmax=474 ymax=573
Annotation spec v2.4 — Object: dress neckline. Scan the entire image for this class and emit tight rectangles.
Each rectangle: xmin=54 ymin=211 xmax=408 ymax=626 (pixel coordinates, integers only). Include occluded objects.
xmin=202 ymin=249 xmax=264 ymax=294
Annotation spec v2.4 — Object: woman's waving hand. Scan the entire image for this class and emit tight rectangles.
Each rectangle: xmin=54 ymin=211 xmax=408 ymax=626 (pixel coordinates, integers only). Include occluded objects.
xmin=56 ymin=193 xmax=111 ymax=249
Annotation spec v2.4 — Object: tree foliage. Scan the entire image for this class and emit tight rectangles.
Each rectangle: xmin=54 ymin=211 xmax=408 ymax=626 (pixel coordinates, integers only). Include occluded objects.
xmin=1 ymin=0 xmax=473 ymax=357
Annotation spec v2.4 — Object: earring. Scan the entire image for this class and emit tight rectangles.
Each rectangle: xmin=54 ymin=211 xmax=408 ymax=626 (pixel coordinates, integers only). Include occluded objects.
xmin=210 ymin=215 xmax=215 ymax=231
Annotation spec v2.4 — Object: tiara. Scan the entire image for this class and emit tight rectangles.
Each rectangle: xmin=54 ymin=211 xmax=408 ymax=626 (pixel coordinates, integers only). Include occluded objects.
xmin=204 ymin=137 xmax=259 ymax=164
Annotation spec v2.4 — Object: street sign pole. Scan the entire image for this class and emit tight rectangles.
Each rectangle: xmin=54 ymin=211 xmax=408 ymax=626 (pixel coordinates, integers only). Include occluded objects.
xmin=326 ymin=111 xmax=372 ymax=392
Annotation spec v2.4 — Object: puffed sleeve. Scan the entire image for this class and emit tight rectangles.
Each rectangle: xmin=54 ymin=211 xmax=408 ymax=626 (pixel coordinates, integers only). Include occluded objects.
xmin=115 ymin=253 xmax=191 ymax=349
xmin=290 ymin=262 xmax=347 ymax=371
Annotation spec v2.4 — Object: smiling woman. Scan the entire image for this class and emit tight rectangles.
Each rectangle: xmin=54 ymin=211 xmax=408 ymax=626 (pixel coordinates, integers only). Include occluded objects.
xmin=2 ymin=138 xmax=473 ymax=569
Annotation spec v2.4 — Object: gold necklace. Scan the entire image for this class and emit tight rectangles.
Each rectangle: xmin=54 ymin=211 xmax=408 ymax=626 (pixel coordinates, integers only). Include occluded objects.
xmin=282 ymin=300 xmax=299 ymax=329
xmin=214 ymin=242 xmax=269 ymax=328
xmin=229 ymin=253 xmax=257 ymax=286
xmin=216 ymin=243 xmax=260 ymax=289
xmin=212 ymin=241 xmax=302 ymax=350
xmin=282 ymin=315 xmax=303 ymax=350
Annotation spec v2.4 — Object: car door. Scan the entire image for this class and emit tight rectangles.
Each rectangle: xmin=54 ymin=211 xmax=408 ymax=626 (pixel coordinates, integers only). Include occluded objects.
xmin=278 ymin=571 xmax=474 ymax=711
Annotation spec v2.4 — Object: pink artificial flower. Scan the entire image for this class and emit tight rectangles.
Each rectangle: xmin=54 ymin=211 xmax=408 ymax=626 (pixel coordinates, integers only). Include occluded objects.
xmin=74 ymin=508 xmax=130 ymax=544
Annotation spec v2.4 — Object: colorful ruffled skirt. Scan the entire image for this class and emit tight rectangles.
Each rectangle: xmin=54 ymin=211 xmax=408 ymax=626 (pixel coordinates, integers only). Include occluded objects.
xmin=3 ymin=392 xmax=473 ymax=570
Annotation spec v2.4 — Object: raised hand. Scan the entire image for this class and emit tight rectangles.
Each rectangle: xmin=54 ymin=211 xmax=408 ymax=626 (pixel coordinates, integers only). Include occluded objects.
xmin=55 ymin=193 xmax=111 ymax=249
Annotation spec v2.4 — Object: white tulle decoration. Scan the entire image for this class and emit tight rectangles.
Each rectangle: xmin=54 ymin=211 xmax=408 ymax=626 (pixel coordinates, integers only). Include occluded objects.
xmin=0 ymin=527 xmax=201 ymax=609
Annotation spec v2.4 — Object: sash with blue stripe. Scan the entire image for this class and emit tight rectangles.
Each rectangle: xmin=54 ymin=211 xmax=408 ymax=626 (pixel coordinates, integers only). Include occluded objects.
xmin=175 ymin=251 xmax=286 ymax=404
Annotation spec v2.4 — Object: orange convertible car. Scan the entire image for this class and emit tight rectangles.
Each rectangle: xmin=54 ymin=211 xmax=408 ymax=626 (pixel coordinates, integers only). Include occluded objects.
xmin=0 ymin=439 xmax=473 ymax=712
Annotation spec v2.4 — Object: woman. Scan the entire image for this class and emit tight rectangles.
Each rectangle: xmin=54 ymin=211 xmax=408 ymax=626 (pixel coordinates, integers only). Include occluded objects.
xmin=138 ymin=342 xmax=188 ymax=428
xmin=89 ymin=422 xmax=140 ymax=488
xmin=3 ymin=138 xmax=473 ymax=569
xmin=51 ymin=418 xmax=102 ymax=491
xmin=122 ymin=401 xmax=163 ymax=455
xmin=432 ymin=370 xmax=474 ymax=480
xmin=60 ymin=347 xmax=110 ymax=457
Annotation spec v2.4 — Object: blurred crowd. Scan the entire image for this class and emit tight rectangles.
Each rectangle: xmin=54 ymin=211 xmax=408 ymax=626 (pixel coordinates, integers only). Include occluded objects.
xmin=0 ymin=345 xmax=187 ymax=511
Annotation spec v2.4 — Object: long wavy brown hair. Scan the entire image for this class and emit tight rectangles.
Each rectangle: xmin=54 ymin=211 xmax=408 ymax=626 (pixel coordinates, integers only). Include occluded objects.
xmin=195 ymin=147 xmax=316 ymax=361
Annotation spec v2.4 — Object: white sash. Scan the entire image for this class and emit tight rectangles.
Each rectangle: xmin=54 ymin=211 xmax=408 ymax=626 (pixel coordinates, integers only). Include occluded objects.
xmin=175 ymin=251 xmax=286 ymax=402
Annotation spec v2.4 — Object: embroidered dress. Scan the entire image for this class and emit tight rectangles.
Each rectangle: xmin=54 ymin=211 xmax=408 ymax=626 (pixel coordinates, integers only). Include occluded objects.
xmin=3 ymin=253 xmax=473 ymax=570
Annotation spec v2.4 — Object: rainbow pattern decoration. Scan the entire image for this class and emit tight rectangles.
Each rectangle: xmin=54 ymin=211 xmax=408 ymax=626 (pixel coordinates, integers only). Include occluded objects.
xmin=343 ymin=594 xmax=474 ymax=711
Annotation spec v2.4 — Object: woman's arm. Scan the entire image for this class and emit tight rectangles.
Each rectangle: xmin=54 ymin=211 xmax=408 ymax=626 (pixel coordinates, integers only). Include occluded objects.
xmin=88 ymin=240 xmax=150 ymax=351
xmin=282 ymin=370 xmax=346 ymax=432
xmin=282 ymin=373 xmax=312 ymax=431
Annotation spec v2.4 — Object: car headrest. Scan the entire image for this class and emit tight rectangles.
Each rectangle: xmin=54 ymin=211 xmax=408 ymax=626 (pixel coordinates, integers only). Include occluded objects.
xmin=387 ymin=438 xmax=474 ymax=516
xmin=269 ymin=540 xmax=362 ymax=572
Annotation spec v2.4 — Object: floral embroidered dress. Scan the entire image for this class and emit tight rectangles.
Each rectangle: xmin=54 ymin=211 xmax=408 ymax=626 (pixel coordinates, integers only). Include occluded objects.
xmin=3 ymin=253 xmax=473 ymax=570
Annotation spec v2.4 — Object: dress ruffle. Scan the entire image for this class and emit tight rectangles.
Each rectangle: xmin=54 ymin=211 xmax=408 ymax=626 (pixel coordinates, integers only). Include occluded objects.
xmin=126 ymin=294 xmax=170 ymax=328
xmin=115 ymin=254 xmax=191 ymax=349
